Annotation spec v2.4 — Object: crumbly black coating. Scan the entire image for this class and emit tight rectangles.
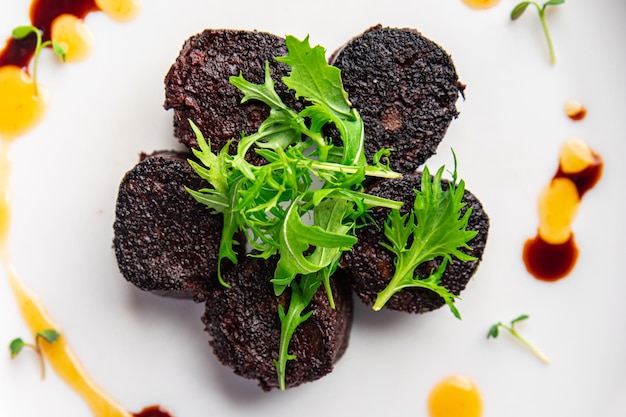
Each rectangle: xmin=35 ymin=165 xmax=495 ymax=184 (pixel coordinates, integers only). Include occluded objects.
xmin=163 ymin=29 xmax=300 ymax=164
xmin=202 ymin=256 xmax=353 ymax=391
xmin=330 ymin=25 xmax=465 ymax=174
xmin=340 ymin=173 xmax=489 ymax=313
xmin=113 ymin=151 xmax=224 ymax=301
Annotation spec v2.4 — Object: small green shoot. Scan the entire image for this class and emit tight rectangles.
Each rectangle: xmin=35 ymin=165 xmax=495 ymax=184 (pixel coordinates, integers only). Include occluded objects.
xmin=487 ymin=314 xmax=550 ymax=363
xmin=9 ymin=329 xmax=61 ymax=379
xmin=511 ymin=0 xmax=565 ymax=65
xmin=12 ymin=25 xmax=67 ymax=94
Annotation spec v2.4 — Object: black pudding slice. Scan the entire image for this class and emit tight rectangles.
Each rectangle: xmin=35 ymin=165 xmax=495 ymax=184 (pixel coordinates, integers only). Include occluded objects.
xmin=202 ymin=256 xmax=353 ymax=391
xmin=163 ymin=29 xmax=300 ymax=164
xmin=340 ymin=173 xmax=489 ymax=313
xmin=330 ymin=25 xmax=465 ymax=174
xmin=113 ymin=151 xmax=225 ymax=301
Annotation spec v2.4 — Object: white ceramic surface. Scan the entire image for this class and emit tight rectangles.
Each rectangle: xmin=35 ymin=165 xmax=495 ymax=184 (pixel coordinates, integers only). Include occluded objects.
xmin=1 ymin=1 xmax=625 ymax=416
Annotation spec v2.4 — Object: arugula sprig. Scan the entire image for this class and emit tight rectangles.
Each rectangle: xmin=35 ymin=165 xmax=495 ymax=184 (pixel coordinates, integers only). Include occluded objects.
xmin=488 ymin=314 xmax=550 ymax=363
xmin=187 ymin=35 xmax=401 ymax=390
xmin=188 ymin=35 xmax=481 ymax=388
xmin=374 ymin=163 xmax=477 ymax=317
xmin=511 ymin=0 xmax=565 ymax=65
xmin=188 ymin=36 xmax=400 ymax=281
xmin=9 ymin=329 xmax=60 ymax=379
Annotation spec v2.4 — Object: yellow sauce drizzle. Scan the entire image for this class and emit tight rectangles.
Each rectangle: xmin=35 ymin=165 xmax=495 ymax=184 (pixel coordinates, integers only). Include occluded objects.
xmin=0 ymin=66 xmax=49 ymax=139
xmin=51 ymin=14 xmax=96 ymax=63
xmin=96 ymin=0 xmax=143 ymax=22
xmin=461 ymin=0 xmax=500 ymax=10
xmin=428 ymin=375 xmax=483 ymax=417
xmin=1 ymin=2 xmax=146 ymax=414
xmin=537 ymin=138 xmax=597 ymax=244
xmin=1 ymin=138 xmax=132 ymax=416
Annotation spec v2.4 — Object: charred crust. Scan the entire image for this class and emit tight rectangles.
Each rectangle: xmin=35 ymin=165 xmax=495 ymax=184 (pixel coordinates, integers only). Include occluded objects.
xmin=202 ymin=256 xmax=353 ymax=391
xmin=330 ymin=25 xmax=465 ymax=174
xmin=340 ymin=173 xmax=489 ymax=313
xmin=163 ymin=29 xmax=301 ymax=165
xmin=113 ymin=150 xmax=227 ymax=301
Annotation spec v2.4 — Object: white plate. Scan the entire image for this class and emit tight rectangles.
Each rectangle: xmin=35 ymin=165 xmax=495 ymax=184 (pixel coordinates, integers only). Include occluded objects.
xmin=1 ymin=1 xmax=625 ymax=416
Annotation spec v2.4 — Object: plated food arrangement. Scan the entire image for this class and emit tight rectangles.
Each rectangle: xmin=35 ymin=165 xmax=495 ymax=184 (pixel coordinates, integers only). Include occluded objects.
xmin=114 ymin=25 xmax=489 ymax=391
xmin=1 ymin=1 xmax=624 ymax=417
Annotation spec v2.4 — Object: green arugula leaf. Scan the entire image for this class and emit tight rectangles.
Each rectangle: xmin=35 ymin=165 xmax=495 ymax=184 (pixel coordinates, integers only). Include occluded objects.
xmin=277 ymin=36 xmax=352 ymax=118
xmin=272 ymin=198 xmax=357 ymax=293
xmin=373 ymin=164 xmax=477 ymax=317
xmin=230 ymin=61 xmax=290 ymax=111
xmin=274 ymin=272 xmax=322 ymax=391
xmin=278 ymin=35 xmax=365 ymax=166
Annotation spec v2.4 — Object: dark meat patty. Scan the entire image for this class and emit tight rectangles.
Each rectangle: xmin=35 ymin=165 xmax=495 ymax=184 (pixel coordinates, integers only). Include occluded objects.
xmin=163 ymin=29 xmax=299 ymax=163
xmin=203 ymin=256 xmax=353 ymax=391
xmin=330 ymin=25 xmax=465 ymax=174
xmin=340 ymin=173 xmax=489 ymax=313
xmin=113 ymin=151 xmax=225 ymax=301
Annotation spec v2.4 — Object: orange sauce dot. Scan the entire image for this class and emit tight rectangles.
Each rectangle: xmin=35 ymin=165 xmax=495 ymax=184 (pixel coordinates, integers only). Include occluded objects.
xmin=51 ymin=14 xmax=95 ymax=62
xmin=537 ymin=177 xmax=579 ymax=244
xmin=461 ymin=0 xmax=500 ymax=9
xmin=523 ymin=138 xmax=602 ymax=281
xmin=0 ymin=66 xmax=49 ymax=140
xmin=95 ymin=0 xmax=142 ymax=21
xmin=428 ymin=375 xmax=482 ymax=417
xmin=563 ymin=99 xmax=587 ymax=121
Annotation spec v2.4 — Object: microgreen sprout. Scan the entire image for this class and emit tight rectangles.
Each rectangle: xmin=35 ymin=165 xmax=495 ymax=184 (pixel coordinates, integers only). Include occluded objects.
xmin=487 ymin=314 xmax=550 ymax=363
xmin=511 ymin=0 xmax=565 ymax=65
xmin=11 ymin=25 xmax=67 ymax=94
xmin=9 ymin=329 xmax=61 ymax=379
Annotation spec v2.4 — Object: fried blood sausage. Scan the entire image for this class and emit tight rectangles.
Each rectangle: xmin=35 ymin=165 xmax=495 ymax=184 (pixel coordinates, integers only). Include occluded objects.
xmin=330 ymin=25 xmax=465 ymax=174
xmin=113 ymin=151 xmax=225 ymax=301
xmin=203 ymin=256 xmax=353 ymax=391
xmin=340 ymin=173 xmax=489 ymax=313
xmin=163 ymin=29 xmax=299 ymax=163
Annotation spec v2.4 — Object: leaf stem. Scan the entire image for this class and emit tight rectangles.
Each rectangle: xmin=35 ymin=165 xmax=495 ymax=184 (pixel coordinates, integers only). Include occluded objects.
xmin=34 ymin=339 xmax=47 ymax=379
xmin=372 ymin=262 xmax=419 ymax=311
xmin=308 ymin=160 xmax=401 ymax=179
xmin=503 ymin=323 xmax=550 ymax=363
xmin=538 ymin=7 xmax=557 ymax=66
xmin=488 ymin=316 xmax=550 ymax=364
xmin=275 ymin=304 xmax=302 ymax=391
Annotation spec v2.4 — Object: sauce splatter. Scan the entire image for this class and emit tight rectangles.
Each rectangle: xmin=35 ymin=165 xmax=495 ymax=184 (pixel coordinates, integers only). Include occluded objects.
xmin=428 ymin=375 xmax=482 ymax=417
xmin=0 ymin=65 xmax=48 ymax=139
xmin=461 ymin=0 xmax=500 ymax=10
xmin=0 ymin=0 xmax=141 ymax=137
xmin=133 ymin=406 xmax=175 ymax=417
xmin=1 ymin=110 xmax=174 ymax=417
xmin=523 ymin=138 xmax=603 ymax=281
xmin=563 ymin=99 xmax=587 ymax=121
xmin=1 ymin=1 xmax=172 ymax=416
